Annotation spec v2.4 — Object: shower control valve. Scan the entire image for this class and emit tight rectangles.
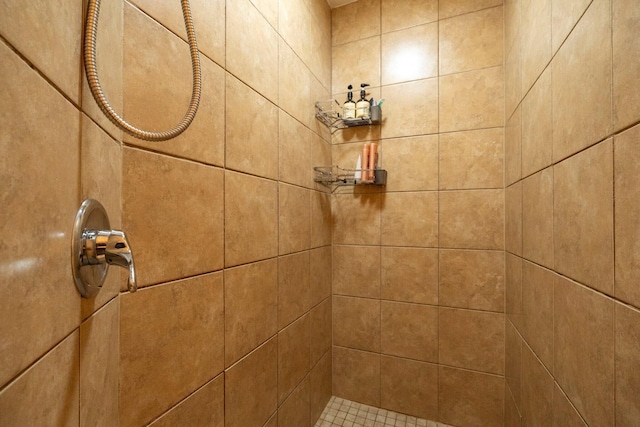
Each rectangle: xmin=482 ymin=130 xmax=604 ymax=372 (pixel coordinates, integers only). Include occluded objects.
xmin=72 ymin=199 xmax=137 ymax=298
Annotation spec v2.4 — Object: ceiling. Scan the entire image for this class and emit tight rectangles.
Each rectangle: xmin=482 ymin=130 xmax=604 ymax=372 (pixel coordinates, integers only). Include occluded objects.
xmin=326 ymin=0 xmax=357 ymax=8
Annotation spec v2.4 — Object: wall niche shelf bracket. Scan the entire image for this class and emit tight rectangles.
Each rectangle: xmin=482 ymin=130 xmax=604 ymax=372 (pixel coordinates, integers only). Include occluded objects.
xmin=315 ymin=100 xmax=381 ymax=131
xmin=314 ymin=165 xmax=387 ymax=191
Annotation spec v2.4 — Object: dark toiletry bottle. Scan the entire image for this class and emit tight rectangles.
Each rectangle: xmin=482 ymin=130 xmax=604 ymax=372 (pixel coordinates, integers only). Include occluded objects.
xmin=356 ymin=83 xmax=370 ymax=119
xmin=343 ymin=85 xmax=356 ymax=119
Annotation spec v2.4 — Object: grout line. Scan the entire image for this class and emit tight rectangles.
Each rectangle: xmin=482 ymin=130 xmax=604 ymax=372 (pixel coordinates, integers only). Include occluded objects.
xmin=0 ymin=327 xmax=80 ymax=396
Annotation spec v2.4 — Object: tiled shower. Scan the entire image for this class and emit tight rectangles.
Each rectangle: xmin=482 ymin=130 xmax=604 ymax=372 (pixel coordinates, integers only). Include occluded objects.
xmin=1 ymin=1 xmax=639 ymax=427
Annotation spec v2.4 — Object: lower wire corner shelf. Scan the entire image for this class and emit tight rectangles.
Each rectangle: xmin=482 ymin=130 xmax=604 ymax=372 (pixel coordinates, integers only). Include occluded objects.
xmin=314 ymin=165 xmax=387 ymax=190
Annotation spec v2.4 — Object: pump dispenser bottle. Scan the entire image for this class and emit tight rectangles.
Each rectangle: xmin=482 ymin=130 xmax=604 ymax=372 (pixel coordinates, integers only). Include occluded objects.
xmin=343 ymin=85 xmax=356 ymax=119
xmin=356 ymin=83 xmax=370 ymax=119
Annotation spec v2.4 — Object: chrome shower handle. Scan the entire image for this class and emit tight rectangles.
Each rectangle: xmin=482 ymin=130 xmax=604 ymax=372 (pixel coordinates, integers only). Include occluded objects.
xmin=72 ymin=199 xmax=137 ymax=298
xmin=82 ymin=229 xmax=137 ymax=292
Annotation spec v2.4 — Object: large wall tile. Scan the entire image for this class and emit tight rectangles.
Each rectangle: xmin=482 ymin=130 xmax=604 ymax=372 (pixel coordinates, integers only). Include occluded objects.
xmin=279 ymin=41 xmax=313 ymax=130
xmin=505 ymin=319 xmax=522 ymax=408
xmin=614 ymin=303 xmax=640 ymax=426
xmin=310 ymin=192 xmax=332 ymax=247
xmin=440 ymin=189 xmax=504 ymax=250
xmin=439 ymin=249 xmax=504 ymax=312
xmin=522 ymin=167 xmax=553 ymax=268
xmin=439 ymin=308 xmax=505 ymax=375
xmin=81 ymin=0 xmax=123 ymax=140
xmin=506 ymin=253 xmax=524 ymax=332
xmin=250 ymin=0 xmax=278 ymax=28
xmin=381 ymin=23 xmax=438 ymax=85
xmin=225 ymin=259 xmax=278 ymax=366
xmin=131 ymin=0 xmax=225 ymax=66
xmin=504 ymin=0 xmax=521 ymax=60
xmin=439 ymin=128 xmax=504 ymax=190
xmin=150 ymin=375 xmax=224 ymax=427
xmin=225 ymin=339 xmax=278 ymax=427
xmin=521 ymin=67 xmax=553 ymax=177
xmin=278 ymin=252 xmax=311 ymax=329
xmin=380 ymin=356 xmax=438 ymax=420
xmin=439 ymin=66 xmax=504 ymax=132
xmin=551 ymin=0 xmax=591 ymax=54
xmin=552 ymin=384 xmax=587 ymax=427
xmin=120 ymin=273 xmax=224 ymax=426
xmin=123 ymin=4 xmax=225 ymax=165
xmin=227 ymin=0 xmax=278 ymax=102
xmin=278 ymin=315 xmax=310 ymax=403
xmin=279 ymin=0 xmax=314 ymax=71
xmin=521 ymin=261 xmax=554 ymax=371
xmin=382 ymin=135 xmax=439 ymax=192
xmin=282 ymin=0 xmax=331 ymax=90
xmin=439 ymin=6 xmax=503 ymax=75
xmin=505 ymin=106 xmax=522 ymax=186
xmin=279 ymin=184 xmax=311 ymax=255
xmin=333 ymin=296 xmax=380 ymax=353
xmin=505 ymin=387 xmax=523 ymax=427
xmin=381 ymin=192 xmax=438 ymax=247
xmin=0 ymin=0 xmax=82 ymax=102
xmin=333 ymin=245 xmax=380 ymax=298
xmin=553 ymin=140 xmax=613 ymax=294
xmin=310 ymin=351 xmax=332 ymax=423
xmin=505 ymin=36 xmax=522 ymax=120
xmin=279 ymin=111 xmax=311 ymax=189
xmin=278 ymin=379 xmax=310 ymax=427
xmin=225 ymin=171 xmax=278 ymax=267
xmin=505 ymin=182 xmax=523 ymax=257
xmin=265 ymin=414 xmax=277 ymax=427
xmin=381 ymin=247 xmax=438 ymax=305
xmin=333 ymin=347 xmax=380 ymax=407
xmin=123 ymin=148 xmax=224 ymax=286
xmin=332 ymin=36 xmax=380 ymax=96
xmin=332 ymin=193 xmax=381 ymax=245
xmin=439 ymin=366 xmax=504 ymax=427
xmin=0 ymin=332 xmax=79 ymax=427
xmin=520 ymin=0 xmax=551 ymax=93
xmin=309 ymin=246 xmax=332 ymax=307
xmin=552 ymin=0 xmax=612 ymax=162
xmin=226 ymin=75 xmax=279 ymax=179
xmin=439 ymin=0 xmax=502 ymax=19
xmin=613 ymin=0 xmax=640 ymax=130
xmin=309 ymin=298 xmax=332 ymax=368
xmin=381 ymin=78 xmax=439 ymax=139
xmin=521 ymin=345 xmax=553 ymax=426
xmin=381 ymin=301 xmax=438 ymax=362
xmin=80 ymin=299 xmax=119 ymax=427
xmin=332 ymin=0 xmax=380 ymax=46
xmin=381 ymin=0 xmax=438 ymax=33
xmin=554 ymin=276 xmax=614 ymax=427
xmin=614 ymin=124 xmax=640 ymax=308
xmin=0 ymin=42 xmax=80 ymax=387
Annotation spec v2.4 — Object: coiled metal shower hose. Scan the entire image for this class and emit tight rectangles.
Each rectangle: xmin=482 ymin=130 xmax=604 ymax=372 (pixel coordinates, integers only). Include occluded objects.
xmin=84 ymin=0 xmax=202 ymax=141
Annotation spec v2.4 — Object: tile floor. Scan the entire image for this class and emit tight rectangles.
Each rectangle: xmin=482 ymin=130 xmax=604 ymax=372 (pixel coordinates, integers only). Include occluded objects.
xmin=315 ymin=396 xmax=454 ymax=427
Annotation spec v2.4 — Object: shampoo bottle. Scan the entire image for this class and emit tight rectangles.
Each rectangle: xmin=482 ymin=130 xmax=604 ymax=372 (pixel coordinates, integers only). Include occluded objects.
xmin=361 ymin=143 xmax=371 ymax=182
xmin=343 ymin=85 xmax=356 ymax=119
xmin=355 ymin=83 xmax=370 ymax=119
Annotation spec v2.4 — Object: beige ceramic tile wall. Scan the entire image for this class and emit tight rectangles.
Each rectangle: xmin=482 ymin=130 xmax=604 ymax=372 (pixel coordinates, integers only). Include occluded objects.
xmin=505 ymin=0 xmax=640 ymax=426
xmin=0 ymin=0 xmax=333 ymax=426
xmin=330 ymin=1 xmax=506 ymax=426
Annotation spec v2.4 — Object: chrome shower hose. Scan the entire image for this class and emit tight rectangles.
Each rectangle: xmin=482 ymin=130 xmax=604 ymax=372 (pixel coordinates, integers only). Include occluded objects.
xmin=84 ymin=0 xmax=202 ymax=141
